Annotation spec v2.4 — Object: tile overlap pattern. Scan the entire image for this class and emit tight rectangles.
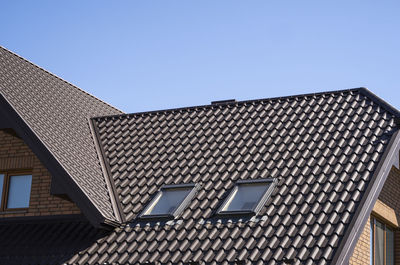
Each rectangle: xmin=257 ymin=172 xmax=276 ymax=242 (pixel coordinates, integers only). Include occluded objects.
xmin=0 ymin=219 xmax=102 ymax=265
xmin=0 ymin=47 xmax=122 ymax=221
xmin=80 ymin=89 xmax=397 ymax=264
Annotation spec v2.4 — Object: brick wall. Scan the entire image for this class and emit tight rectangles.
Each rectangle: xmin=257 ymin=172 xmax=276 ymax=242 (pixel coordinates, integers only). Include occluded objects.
xmin=379 ymin=167 xmax=400 ymax=225
xmin=350 ymin=166 xmax=400 ymax=265
xmin=0 ymin=129 xmax=81 ymax=218
xmin=349 ymin=216 xmax=371 ymax=265
xmin=377 ymin=166 xmax=400 ymax=264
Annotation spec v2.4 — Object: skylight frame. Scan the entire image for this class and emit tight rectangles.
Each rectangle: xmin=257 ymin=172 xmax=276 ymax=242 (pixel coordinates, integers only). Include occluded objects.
xmin=139 ymin=183 xmax=198 ymax=220
xmin=217 ymin=178 xmax=276 ymax=216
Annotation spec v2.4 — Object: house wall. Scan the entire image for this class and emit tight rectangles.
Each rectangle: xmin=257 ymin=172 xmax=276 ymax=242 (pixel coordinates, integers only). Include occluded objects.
xmin=349 ymin=215 xmax=371 ymax=265
xmin=349 ymin=166 xmax=400 ymax=265
xmin=0 ymin=129 xmax=81 ymax=218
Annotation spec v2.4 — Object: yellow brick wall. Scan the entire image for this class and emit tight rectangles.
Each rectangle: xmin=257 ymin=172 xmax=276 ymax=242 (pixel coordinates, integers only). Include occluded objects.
xmin=378 ymin=166 xmax=400 ymax=264
xmin=349 ymin=216 xmax=371 ymax=265
xmin=0 ymin=129 xmax=81 ymax=218
xmin=350 ymin=166 xmax=400 ymax=265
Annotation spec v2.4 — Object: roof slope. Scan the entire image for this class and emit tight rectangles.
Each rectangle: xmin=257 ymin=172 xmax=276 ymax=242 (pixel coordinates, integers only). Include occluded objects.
xmin=0 ymin=217 xmax=102 ymax=265
xmin=0 ymin=46 xmax=123 ymax=223
xmin=84 ymin=88 xmax=399 ymax=264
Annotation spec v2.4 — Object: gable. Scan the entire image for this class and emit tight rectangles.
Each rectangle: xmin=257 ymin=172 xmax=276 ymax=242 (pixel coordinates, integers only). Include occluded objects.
xmin=0 ymin=129 xmax=81 ymax=218
xmin=0 ymin=46 xmax=123 ymax=227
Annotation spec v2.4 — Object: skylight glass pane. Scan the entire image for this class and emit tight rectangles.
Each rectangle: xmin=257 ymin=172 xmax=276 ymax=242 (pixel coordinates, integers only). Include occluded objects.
xmin=223 ymin=183 xmax=270 ymax=212
xmin=144 ymin=187 xmax=192 ymax=216
xmin=0 ymin=174 xmax=4 ymax=205
xmin=7 ymin=175 xmax=32 ymax=209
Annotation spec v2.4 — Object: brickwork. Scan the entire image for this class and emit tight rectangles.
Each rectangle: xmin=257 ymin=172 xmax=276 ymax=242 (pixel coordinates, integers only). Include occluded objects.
xmin=350 ymin=165 xmax=400 ymax=265
xmin=379 ymin=167 xmax=400 ymax=224
xmin=0 ymin=129 xmax=80 ymax=218
xmin=378 ymin=166 xmax=400 ymax=265
xmin=349 ymin=216 xmax=371 ymax=265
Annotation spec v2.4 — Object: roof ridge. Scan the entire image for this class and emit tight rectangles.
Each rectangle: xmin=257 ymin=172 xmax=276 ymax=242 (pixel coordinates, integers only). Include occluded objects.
xmin=358 ymin=87 xmax=400 ymax=118
xmin=92 ymin=87 xmax=363 ymax=120
xmin=0 ymin=45 xmax=123 ymax=114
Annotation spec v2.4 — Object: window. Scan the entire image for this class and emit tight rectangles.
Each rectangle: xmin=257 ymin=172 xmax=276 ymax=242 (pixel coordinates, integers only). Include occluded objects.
xmin=0 ymin=172 xmax=32 ymax=210
xmin=218 ymin=179 xmax=275 ymax=215
xmin=371 ymin=217 xmax=394 ymax=265
xmin=140 ymin=183 xmax=197 ymax=219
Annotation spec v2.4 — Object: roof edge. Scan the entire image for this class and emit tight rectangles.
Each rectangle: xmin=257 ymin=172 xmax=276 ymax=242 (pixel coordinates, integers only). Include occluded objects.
xmin=88 ymin=118 xmax=125 ymax=223
xmin=91 ymin=87 xmax=364 ymax=121
xmin=332 ymin=129 xmax=400 ymax=265
xmin=358 ymin=87 xmax=400 ymax=118
xmin=0 ymin=214 xmax=86 ymax=225
xmin=0 ymin=93 xmax=111 ymax=228
xmin=0 ymin=45 xmax=124 ymax=114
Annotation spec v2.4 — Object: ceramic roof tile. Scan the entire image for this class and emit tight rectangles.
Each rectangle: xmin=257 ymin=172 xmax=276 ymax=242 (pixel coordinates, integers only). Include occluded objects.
xmin=0 ymin=46 xmax=123 ymax=222
xmin=56 ymin=88 xmax=396 ymax=264
xmin=1 ymin=87 xmax=400 ymax=264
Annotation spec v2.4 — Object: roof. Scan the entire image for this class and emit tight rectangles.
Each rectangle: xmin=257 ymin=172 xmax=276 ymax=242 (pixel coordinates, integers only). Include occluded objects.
xmin=0 ymin=216 xmax=100 ymax=265
xmin=0 ymin=46 xmax=124 ymax=226
xmin=76 ymin=88 xmax=397 ymax=264
xmin=1 ymin=46 xmax=400 ymax=264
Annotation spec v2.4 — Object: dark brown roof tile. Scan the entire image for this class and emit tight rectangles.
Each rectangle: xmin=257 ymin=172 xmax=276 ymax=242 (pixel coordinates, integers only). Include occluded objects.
xmin=0 ymin=47 xmax=124 ymax=224
xmin=1 ymin=87 xmax=400 ymax=264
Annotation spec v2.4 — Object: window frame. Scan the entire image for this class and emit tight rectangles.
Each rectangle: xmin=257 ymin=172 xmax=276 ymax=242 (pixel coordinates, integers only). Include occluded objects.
xmin=217 ymin=178 xmax=276 ymax=216
xmin=0 ymin=170 xmax=32 ymax=212
xmin=371 ymin=215 xmax=395 ymax=265
xmin=139 ymin=183 xmax=199 ymax=220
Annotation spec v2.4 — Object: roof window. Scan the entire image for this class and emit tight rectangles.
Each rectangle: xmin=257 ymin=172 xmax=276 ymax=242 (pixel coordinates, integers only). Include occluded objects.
xmin=218 ymin=179 xmax=275 ymax=215
xmin=140 ymin=183 xmax=197 ymax=219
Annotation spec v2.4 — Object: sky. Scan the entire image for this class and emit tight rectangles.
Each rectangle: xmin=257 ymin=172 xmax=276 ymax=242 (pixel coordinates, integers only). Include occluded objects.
xmin=1 ymin=1 xmax=399 ymax=113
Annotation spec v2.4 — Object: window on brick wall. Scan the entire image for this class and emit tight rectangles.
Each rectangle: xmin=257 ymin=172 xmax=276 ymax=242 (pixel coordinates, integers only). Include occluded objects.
xmin=0 ymin=171 xmax=32 ymax=211
xmin=371 ymin=216 xmax=394 ymax=265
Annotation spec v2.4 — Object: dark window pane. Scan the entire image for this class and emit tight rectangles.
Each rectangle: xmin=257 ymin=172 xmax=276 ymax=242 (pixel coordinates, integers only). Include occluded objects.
xmin=375 ymin=220 xmax=385 ymax=265
xmin=0 ymin=174 xmax=4 ymax=205
xmin=7 ymin=175 xmax=32 ymax=209
xmin=386 ymin=227 xmax=394 ymax=265
xmin=223 ymin=183 xmax=270 ymax=212
xmin=144 ymin=188 xmax=192 ymax=216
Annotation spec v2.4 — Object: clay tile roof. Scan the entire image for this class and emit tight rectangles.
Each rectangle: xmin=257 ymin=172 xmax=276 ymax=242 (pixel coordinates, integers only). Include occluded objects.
xmin=0 ymin=46 xmax=123 ymax=225
xmin=1 ymin=46 xmax=400 ymax=264
xmin=77 ymin=88 xmax=398 ymax=264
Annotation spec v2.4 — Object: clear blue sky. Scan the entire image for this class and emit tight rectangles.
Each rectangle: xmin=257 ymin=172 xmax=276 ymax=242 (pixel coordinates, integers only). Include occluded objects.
xmin=1 ymin=1 xmax=399 ymax=113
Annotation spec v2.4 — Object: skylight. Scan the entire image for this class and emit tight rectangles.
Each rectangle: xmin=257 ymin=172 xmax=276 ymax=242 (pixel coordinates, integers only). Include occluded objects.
xmin=218 ymin=179 xmax=275 ymax=215
xmin=140 ymin=183 xmax=197 ymax=219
